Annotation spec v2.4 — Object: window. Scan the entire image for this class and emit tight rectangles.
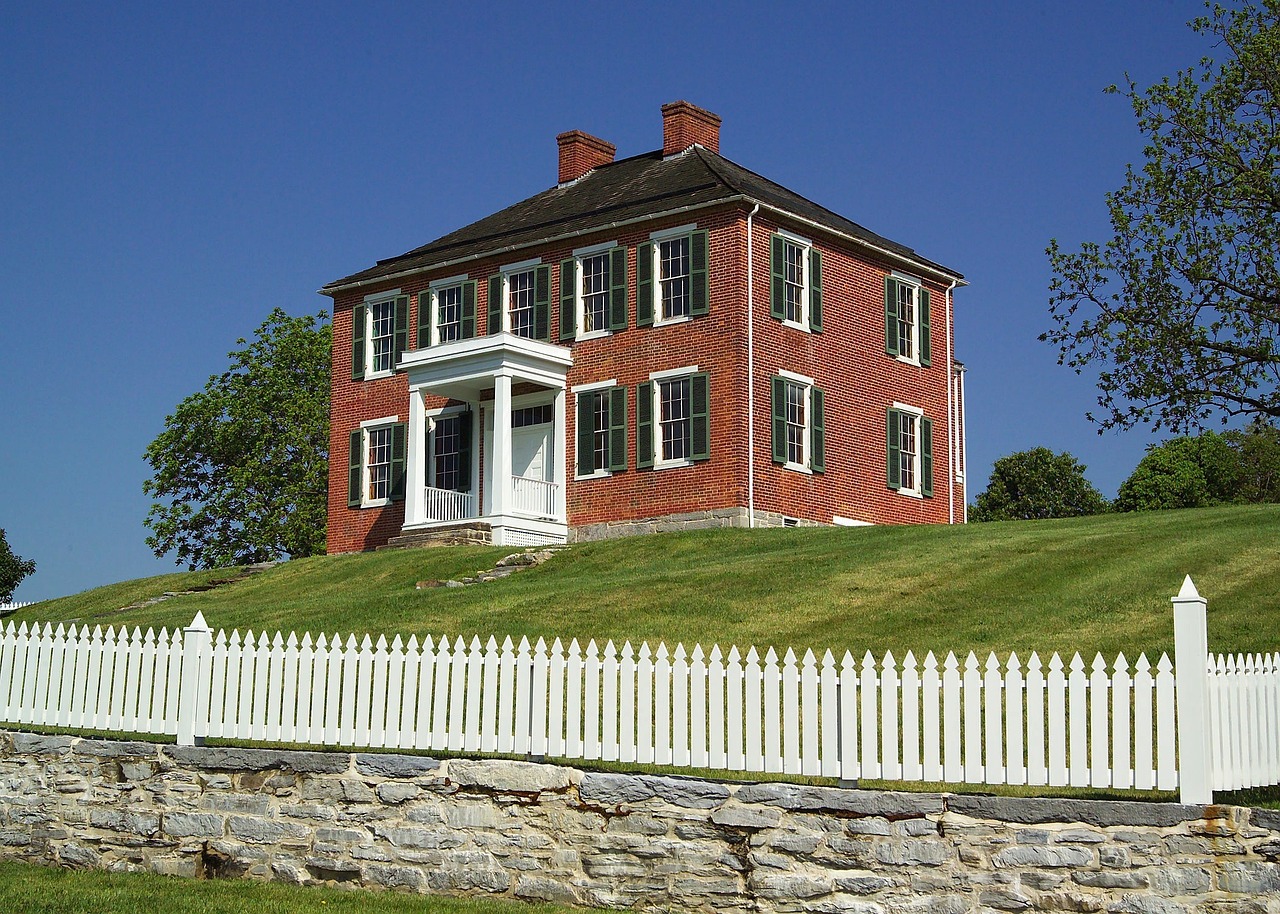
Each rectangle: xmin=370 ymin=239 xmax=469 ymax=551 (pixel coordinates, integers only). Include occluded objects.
xmin=770 ymin=234 xmax=823 ymax=331
xmin=417 ymin=280 xmax=476 ymax=348
xmin=352 ymin=292 xmax=408 ymax=380
xmin=636 ymin=228 xmax=709 ymax=326
xmin=559 ymin=245 xmax=628 ymax=341
xmin=886 ymin=406 xmax=933 ymax=498
xmin=487 ymin=264 xmax=551 ymax=341
xmin=429 ymin=413 xmax=471 ymax=493
xmin=771 ymin=374 xmax=825 ymax=473
xmin=574 ymin=384 xmax=627 ymax=476
xmin=636 ymin=369 xmax=710 ymax=468
xmin=885 ymin=275 xmax=931 ymax=366
xmin=347 ymin=421 xmax=406 ymax=507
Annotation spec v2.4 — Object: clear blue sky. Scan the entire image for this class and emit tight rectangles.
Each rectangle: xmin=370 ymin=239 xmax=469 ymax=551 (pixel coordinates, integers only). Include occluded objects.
xmin=1 ymin=1 xmax=1211 ymax=602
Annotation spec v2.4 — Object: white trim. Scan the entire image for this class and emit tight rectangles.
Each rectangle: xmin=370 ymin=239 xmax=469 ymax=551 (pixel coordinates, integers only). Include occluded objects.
xmin=892 ymin=401 xmax=924 ymax=416
xmin=784 ymin=462 xmax=813 ymax=475
xmin=361 ymin=414 xmax=400 ymax=428
xmin=653 ymin=313 xmax=692 ymax=329
xmin=747 ymin=203 xmax=759 ymax=528
xmin=572 ymin=239 xmax=617 ymax=257
xmin=653 ymin=458 xmax=694 ymax=471
xmin=777 ymin=368 xmax=815 ymax=386
xmin=500 ymin=256 xmax=542 ymax=273
xmin=650 ymin=364 xmax=699 ymax=381
xmin=649 ymin=222 xmax=697 ymax=241
xmin=891 ymin=273 xmax=923 ymax=367
xmin=833 ymin=516 xmax=875 ymax=527
xmin=363 ymin=287 xmax=402 ymax=303
xmin=424 ymin=403 xmax=467 ymax=420
xmin=429 ymin=273 xmax=469 ymax=289
xmin=571 ymin=378 xmax=618 ymax=394
xmin=776 ymin=228 xmax=812 ymax=246
xmin=777 ymin=234 xmax=813 ymax=332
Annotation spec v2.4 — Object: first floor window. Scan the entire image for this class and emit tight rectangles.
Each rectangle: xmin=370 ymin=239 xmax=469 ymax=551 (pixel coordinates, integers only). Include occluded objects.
xmin=636 ymin=370 xmax=710 ymax=468
xmin=771 ymin=374 xmax=825 ymax=473
xmin=575 ymin=386 xmax=628 ymax=476
xmin=347 ymin=422 xmax=406 ymax=507
xmin=886 ymin=406 xmax=933 ymax=497
xmin=432 ymin=416 xmax=462 ymax=491
xmin=885 ymin=275 xmax=930 ymax=366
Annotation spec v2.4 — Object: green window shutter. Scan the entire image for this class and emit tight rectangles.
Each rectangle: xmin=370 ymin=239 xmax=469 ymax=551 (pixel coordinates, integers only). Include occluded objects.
xmin=690 ymin=230 xmax=710 ymax=316
xmin=885 ymin=277 xmax=900 ymax=357
xmin=770 ymin=234 xmax=786 ymax=320
xmin=487 ymin=274 xmax=503 ymax=335
xmin=393 ymin=295 xmax=409 ymax=364
xmin=609 ymin=245 xmax=628 ymax=331
xmin=811 ymin=387 xmax=826 ymax=474
xmin=458 ymin=411 xmax=474 ymax=491
xmin=920 ymin=416 xmax=934 ymax=498
xmin=461 ymin=281 xmax=476 ymax=339
xmin=608 ymin=385 xmax=628 ymax=472
xmin=534 ymin=265 xmax=551 ymax=342
xmin=576 ymin=392 xmax=594 ymax=477
xmin=636 ymin=241 xmax=654 ymax=326
xmin=390 ymin=423 xmax=407 ymax=501
xmin=919 ymin=287 xmax=932 ymax=366
xmin=351 ymin=304 xmax=366 ymax=380
xmin=809 ymin=249 xmax=823 ymax=333
xmin=417 ymin=291 xmax=432 ymax=348
xmin=771 ymin=375 xmax=787 ymax=464
xmin=636 ymin=381 xmax=654 ymax=469
xmin=347 ymin=430 xmax=363 ymax=507
xmin=886 ymin=408 xmax=902 ymax=490
xmin=690 ymin=371 xmax=710 ymax=461
xmin=560 ymin=259 xmax=577 ymax=342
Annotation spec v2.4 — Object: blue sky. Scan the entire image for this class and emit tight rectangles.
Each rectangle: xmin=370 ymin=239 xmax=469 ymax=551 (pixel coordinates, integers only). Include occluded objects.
xmin=1 ymin=1 xmax=1211 ymax=602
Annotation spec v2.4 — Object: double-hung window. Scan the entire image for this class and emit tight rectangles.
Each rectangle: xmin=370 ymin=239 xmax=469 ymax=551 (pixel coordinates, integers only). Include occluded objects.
xmin=886 ymin=404 xmax=933 ymax=498
xmin=417 ymin=279 xmax=476 ymax=348
xmin=770 ymin=234 xmax=823 ymax=331
xmin=636 ymin=368 xmax=710 ymax=468
xmin=347 ymin=419 xmax=407 ymax=507
xmin=352 ymin=291 xmax=408 ymax=380
xmin=559 ymin=244 xmax=628 ymax=340
xmin=885 ymin=275 xmax=931 ymax=365
xmin=574 ymin=382 xmax=628 ymax=477
xmin=428 ymin=411 xmax=472 ymax=493
xmin=636 ymin=227 xmax=709 ymax=326
xmin=488 ymin=263 xmax=551 ymax=340
xmin=771 ymin=373 xmax=825 ymax=473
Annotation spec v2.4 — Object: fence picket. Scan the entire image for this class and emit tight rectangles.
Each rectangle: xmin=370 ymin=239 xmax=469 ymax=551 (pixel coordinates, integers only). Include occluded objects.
xmin=1006 ymin=653 xmax=1025 ymax=786
xmin=1112 ymin=653 xmax=1132 ymax=790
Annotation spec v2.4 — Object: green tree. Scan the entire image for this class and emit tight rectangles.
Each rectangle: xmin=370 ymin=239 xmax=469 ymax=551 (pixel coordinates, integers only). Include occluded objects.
xmin=970 ymin=448 xmax=1109 ymax=522
xmin=143 ymin=308 xmax=331 ymax=570
xmin=1115 ymin=432 xmax=1238 ymax=511
xmin=0 ymin=529 xmax=36 ymax=602
xmin=1226 ymin=419 xmax=1280 ymax=502
xmin=1045 ymin=2 xmax=1280 ymax=432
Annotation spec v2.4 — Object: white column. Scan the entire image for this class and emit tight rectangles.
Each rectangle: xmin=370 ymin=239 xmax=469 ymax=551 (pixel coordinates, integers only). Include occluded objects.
xmin=553 ymin=386 xmax=567 ymax=522
xmin=492 ymin=373 xmax=513 ymax=519
xmin=1173 ymin=575 xmax=1212 ymax=804
xmin=405 ymin=390 xmax=426 ymax=526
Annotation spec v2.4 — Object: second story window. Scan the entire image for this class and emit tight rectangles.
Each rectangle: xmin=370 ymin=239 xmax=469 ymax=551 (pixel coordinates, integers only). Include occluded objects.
xmin=352 ymin=291 xmax=407 ymax=380
xmin=659 ymin=237 xmax=690 ymax=320
xmin=436 ymin=284 xmax=463 ymax=343
xmin=581 ymin=254 xmax=609 ymax=333
xmin=560 ymin=245 xmax=628 ymax=341
xmin=770 ymin=233 xmax=823 ymax=332
xmin=508 ymin=269 xmax=535 ymax=338
xmin=488 ymin=263 xmax=551 ymax=341
xmin=417 ymin=279 xmax=476 ymax=348
xmin=784 ymin=242 xmax=805 ymax=324
xmin=636 ymin=228 xmax=710 ymax=327
xmin=885 ymin=275 xmax=931 ymax=366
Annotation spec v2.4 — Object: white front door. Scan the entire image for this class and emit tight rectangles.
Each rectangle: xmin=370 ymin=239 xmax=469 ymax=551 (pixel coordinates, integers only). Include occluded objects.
xmin=512 ymin=424 xmax=549 ymax=481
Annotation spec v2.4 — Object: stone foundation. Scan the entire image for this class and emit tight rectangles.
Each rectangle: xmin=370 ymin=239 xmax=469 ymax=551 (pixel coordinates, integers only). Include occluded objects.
xmin=570 ymin=508 xmax=824 ymax=542
xmin=2 ymin=732 xmax=1279 ymax=912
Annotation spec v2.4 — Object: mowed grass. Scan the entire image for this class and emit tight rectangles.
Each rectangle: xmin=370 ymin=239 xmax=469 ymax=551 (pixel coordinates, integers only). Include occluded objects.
xmin=0 ymin=859 xmax=569 ymax=914
xmin=15 ymin=505 xmax=1280 ymax=660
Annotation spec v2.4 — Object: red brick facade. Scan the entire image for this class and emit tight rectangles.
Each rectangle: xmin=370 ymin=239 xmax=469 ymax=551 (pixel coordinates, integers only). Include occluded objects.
xmin=325 ymin=107 xmax=965 ymax=553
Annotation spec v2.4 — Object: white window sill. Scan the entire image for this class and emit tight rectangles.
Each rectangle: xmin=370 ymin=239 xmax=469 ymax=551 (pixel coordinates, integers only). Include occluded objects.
xmin=653 ymin=458 xmax=694 ymax=471
xmin=782 ymin=319 xmax=811 ymax=334
xmin=894 ymin=488 xmax=924 ymax=500
xmin=361 ymin=497 xmax=392 ymax=509
xmin=783 ymin=461 xmax=813 ymax=475
xmin=577 ymin=329 xmax=612 ymax=342
xmin=364 ymin=369 xmax=395 ymax=381
xmin=895 ymin=355 xmax=921 ymax=368
xmin=653 ymin=314 xmax=692 ymax=328
xmin=574 ymin=470 xmax=612 ymax=481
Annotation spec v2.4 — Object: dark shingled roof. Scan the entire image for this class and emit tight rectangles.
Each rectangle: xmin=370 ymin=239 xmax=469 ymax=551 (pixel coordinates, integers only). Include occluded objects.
xmin=323 ymin=146 xmax=963 ymax=292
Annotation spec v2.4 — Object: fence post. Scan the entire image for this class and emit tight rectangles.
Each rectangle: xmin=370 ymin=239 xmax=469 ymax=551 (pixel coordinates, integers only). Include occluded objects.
xmin=1172 ymin=576 xmax=1212 ymax=804
xmin=177 ymin=612 xmax=212 ymax=747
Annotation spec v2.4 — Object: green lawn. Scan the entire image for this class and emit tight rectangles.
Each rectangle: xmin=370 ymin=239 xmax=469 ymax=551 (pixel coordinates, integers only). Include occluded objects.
xmin=0 ymin=859 xmax=568 ymax=914
xmin=14 ymin=505 xmax=1280 ymax=660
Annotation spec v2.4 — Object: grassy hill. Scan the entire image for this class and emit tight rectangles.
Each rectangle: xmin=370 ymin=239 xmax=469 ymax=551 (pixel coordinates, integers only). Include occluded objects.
xmin=12 ymin=505 xmax=1280 ymax=661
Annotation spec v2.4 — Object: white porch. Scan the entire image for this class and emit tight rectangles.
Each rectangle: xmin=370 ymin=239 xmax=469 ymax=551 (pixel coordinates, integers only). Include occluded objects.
xmin=398 ymin=333 xmax=573 ymax=547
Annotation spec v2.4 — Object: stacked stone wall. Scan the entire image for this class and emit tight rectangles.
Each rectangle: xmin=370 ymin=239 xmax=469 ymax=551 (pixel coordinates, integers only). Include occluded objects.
xmin=2 ymin=732 xmax=1278 ymax=913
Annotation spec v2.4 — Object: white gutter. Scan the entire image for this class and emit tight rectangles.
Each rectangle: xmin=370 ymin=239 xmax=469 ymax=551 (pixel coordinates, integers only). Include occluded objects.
xmin=958 ymin=362 xmax=968 ymax=522
xmin=746 ymin=203 xmax=760 ymax=527
xmin=945 ymin=280 xmax=957 ymax=525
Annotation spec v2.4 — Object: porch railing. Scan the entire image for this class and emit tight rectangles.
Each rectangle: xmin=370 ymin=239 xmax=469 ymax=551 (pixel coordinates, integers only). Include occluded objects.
xmin=512 ymin=475 xmax=558 ymax=518
xmin=423 ymin=486 xmax=476 ymax=522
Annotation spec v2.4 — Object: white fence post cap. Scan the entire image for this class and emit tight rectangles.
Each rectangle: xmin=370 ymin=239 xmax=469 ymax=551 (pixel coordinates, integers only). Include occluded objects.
xmin=1174 ymin=575 xmax=1202 ymax=602
xmin=186 ymin=611 xmax=210 ymax=631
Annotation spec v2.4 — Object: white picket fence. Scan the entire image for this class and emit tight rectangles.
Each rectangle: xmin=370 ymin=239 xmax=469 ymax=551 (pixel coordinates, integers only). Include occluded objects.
xmin=0 ymin=602 xmax=34 ymax=617
xmin=0 ymin=577 xmax=1275 ymax=803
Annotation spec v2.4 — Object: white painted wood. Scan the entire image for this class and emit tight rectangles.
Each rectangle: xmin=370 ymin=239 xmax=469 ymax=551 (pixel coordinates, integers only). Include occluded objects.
xmin=451 ymin=636 xmax=471 ymax=753
xmin=1156 ymin=653 xmax=1177 ymax=791
xmin=600 ymin=640 xmax=618 ymax=762
xmin=963 ymin=652 xmax=982 ymax=783
xmin=707 ymin=645 xmax=727 ymax=771
xmin=565 ymin=639 xmax=583 ymax=759
xmin=672 ymin=643 xmax=690 ymax=768
xmin=636 ymin=642 xmax=654 ymax=765
xmin=983 ymin=653 xmax=1003 ymax=785
xmin=546 ymin=637 xmax=565 ymax=758
xmin=838 ymin=650 xmax=858 ymax=781
xmin=582 ymin=639 xmax=600 ymax=760
xmin=466 ymin=635 xmax=486 ymax=754
xmin=368 ymin=635 xmax=389 ymax=748
xmin=942 ymin=652 xmax=961 ymax=783
xmin=1112 ymin=654 xmax=1132 ymax=790
xmin=1133 ymin=653 xmax=1154 ymax=790
xmin=800 ymin=649 xmax=819 ymax=776
xmin=781 ymin=648 xmax=800 ymax=774
xmin=1089 ymin=653 xmax=1110 ymax=787
xmin=1006 ymin=653 xmax=1025 ymax=786
xmin=497 ymin=636 xmax=515 ymax=753
xmin=763 ymin=647 xmax=782 ymax=773
xmin=618 ymin=641 xmax=636 ymax=763
xmin=881 ymin=651 xmax=900 ymax=781
xmin=481 ymin=636 xmax=501 ymax=754
xmin=860 ymin=651 xmax=880 ymax=779
xmin=820 ymin=650 xmax=840 ymax=778
xmin=514 ymin=636 xmax=534 ymax=755
xmin=922 ymin=651 xmax=941 ymax=782
xmin=530 ymin=637 xmax=549 ymax=757
xmin=282 ymin=632 xmax=301 ymax=744
xmin=689 ymin=644 xmax=707 ymax=769
xmin=431 ymin=635 xmax=453 ymax=751
xmin=725 ymin=646 xmax=744 ymax=771
xmin=1047 ymin=653 xmax=1066 ymax=786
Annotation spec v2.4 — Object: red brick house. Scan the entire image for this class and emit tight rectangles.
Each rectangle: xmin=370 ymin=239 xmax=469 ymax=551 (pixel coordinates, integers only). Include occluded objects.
xmin=322 ymin=101 xmax=968 ymax=552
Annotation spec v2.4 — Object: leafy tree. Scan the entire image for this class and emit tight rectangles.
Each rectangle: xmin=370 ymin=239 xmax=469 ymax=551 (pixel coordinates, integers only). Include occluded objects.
xmin=969 ymin=448 xmax=1109 ymax=522
xmin=1044 ymin=2 xmax=1280 ymax=432
xmin=0 ymin=529 xmax=36 ymax=602
xmin=1115 ymin=432 xmax=1237 ymax=511
xmin=143 ymin=308 xmax=331 ymax=570
xmin=1226 ymin=419 xmax=1280 ymax=502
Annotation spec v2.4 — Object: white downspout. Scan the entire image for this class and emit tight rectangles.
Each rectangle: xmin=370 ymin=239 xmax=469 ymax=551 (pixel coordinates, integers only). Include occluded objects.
xmin=958 ymin=362 xmax=968 ymax=522
xmin=945 ymin=280 xmax=957 ymax=525
xmin=746 ymin=203 xmax=760 ymax=528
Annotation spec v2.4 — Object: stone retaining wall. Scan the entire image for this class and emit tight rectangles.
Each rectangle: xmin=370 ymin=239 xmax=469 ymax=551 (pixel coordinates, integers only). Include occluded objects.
xmin=2 ymin=731 xmax=1278 ymax=912
xmin=571 ymin=508 xmax=822 ymax=542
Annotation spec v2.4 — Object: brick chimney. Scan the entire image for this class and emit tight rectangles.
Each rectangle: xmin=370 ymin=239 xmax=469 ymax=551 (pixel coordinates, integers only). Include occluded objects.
xmin=661 ymin=100 xmax=721 ymax=156
xmin=557 ymin=130 xmax=616 ymax=184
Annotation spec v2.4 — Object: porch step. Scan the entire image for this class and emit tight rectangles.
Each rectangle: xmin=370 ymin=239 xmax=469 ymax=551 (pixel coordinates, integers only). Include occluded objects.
xmin=381 ymin=523 xmax=494 ymax=550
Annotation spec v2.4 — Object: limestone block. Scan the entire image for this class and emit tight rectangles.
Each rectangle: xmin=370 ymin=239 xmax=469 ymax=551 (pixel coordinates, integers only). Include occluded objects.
xmin=162 ymin=812 xmax=225 ymax=838
xmin=354 ymin=754 xmax=441 ymax=779
xmin=874 ymin=838 xmax=954 ymax=867
xmin=711 ymin=803 xmax=783 ymax=830
xmin=992 ymin=845 xmax=1093 ymax=868
xmin=448 ymin=759 xmax=574 ymax=795
xmin=579 ymin=771 xmax=730 ymax=808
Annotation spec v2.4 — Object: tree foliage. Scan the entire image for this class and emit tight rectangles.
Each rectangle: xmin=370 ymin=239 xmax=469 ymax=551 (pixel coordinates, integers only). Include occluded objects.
xmin=969 ymin=448 xmax=1110 ymax=522
xmin=143 ymin=308 xmax=331 ymax=570
xmin=0 ymin=529 xmax=36 ymax=602
xmin=1045 ymin=1 xmax=1280 ymax=432
xmin=1116 ymin=421 xmax=1280 ymax=510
